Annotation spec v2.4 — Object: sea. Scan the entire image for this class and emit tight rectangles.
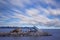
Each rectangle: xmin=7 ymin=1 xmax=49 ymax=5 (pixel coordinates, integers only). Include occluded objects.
xmin=0 ymin=28 xmax=60 ymax=40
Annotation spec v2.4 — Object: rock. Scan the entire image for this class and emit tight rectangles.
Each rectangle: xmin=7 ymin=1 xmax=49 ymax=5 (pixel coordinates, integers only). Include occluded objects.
xmin=0 ymin=27 xmax=52 ymax=37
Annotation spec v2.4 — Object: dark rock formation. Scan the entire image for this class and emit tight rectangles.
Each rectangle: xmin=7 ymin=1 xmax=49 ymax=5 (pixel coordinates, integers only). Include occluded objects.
xmin=0 ymin=27 xmax=52 ymax=37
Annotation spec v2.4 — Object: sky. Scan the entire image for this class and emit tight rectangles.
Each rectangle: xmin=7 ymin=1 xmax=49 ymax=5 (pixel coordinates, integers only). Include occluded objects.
xmin=0 ymin=0 xmax=60 ymax=29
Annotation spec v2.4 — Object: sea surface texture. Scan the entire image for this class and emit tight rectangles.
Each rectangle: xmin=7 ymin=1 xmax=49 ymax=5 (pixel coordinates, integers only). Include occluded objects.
xmin=0 ymin=28 xmax=60 ymax=40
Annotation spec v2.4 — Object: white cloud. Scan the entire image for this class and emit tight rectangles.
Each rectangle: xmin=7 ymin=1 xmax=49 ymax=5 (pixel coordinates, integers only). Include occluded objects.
xmin=0 ymin=13 xmax=10 ymax=21
xmin=26 ymin=8 xmax=51 ymax=25
xmin=0 ymin=0 xmax=60 ymax=27
xmin=26 ymin=8 xmax=40 ymax=17
xmin=1 ymin=7 xmax=59 ymax=27
xmin=10 ymin=0 xmax=31 ymax=8
xmin=36 ymin=6 xmax=60 ymax=16
xmin=48 ymin=8 xmax=60 ymax=15
xmin=25 ymin=8 xmax=60 ymax=27
xmin=46 ymin=18 xmax=60 ymax=27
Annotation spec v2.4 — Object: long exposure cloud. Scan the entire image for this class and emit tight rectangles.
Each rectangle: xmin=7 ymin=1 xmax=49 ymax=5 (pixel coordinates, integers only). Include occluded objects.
xmin=0 ymin=0 xmax=60 ymax=27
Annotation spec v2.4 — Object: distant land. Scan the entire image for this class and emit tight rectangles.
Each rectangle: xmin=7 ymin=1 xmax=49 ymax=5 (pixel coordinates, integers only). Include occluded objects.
xmin=0 ymin=26 xmax=37 ymax=29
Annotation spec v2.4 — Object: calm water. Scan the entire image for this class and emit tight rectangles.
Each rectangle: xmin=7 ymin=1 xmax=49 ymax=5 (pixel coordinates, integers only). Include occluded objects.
xmin=0 ymin=28 xmax=60 ymax=40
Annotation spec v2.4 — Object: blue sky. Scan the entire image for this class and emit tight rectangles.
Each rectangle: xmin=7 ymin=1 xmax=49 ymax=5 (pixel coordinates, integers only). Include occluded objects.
xmin=0 ymin=0 xmax=60 ymax=29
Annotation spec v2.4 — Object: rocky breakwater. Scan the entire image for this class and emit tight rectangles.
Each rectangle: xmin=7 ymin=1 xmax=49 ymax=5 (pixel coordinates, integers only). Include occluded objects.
xmin=0 ymin=27 xmax=52 ymax=37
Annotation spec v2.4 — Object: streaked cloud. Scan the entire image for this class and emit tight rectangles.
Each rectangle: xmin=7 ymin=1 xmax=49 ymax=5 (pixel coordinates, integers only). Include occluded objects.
xmin=0 ymin=0 xmax=60 ymax=28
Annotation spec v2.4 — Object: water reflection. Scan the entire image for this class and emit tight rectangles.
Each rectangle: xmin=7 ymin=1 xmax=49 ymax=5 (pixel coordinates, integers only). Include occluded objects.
xmin=11 ymin=37 xmax=40 ymax=40
xmin=0 ymin=37 xmax=44 ymax=40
